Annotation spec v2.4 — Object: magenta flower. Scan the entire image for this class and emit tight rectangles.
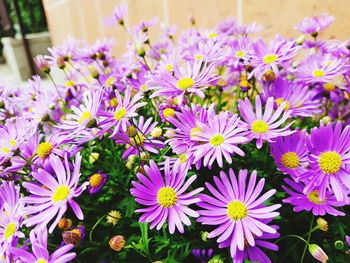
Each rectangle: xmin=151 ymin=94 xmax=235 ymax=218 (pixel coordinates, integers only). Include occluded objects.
xmin=226 ymin=37 xmax=252 ymax=69
xmin=283 ymin=178 xmax=345 ymax=216
xmin=295 ymin=14 xmax=335 ymax=35
xmin=262 ymin=77 xmax=322 ymax=117
xmin=113 ymin=116 xmax=164 ymax=159
xmin=10 ymin=227 xmax=76 ymax=263
xmin=130 ymin=160 xmax=203 ymax=234
xmin=270 ymin=130 xmax=309 ymax=178
xmin=295 ymin=54 xmax=347 ymax=85
xmin=197 ymin=169 xmax=280 ymax=259
xmin=192 ymin=111 xmax=248 ymax=168
xmin=249 ymin=37 xmax=300 ymax=78
xmin=151 ymin=60 xmax=218 ymax=104
xmin=99 ymin=88 xmax=146 ymax=137
xmin=23 ymin=153 xmax=88 ymax=233
xmin=105 ymin=3 xmax=128 ymax=25
xmin=298 ymin=122 xmax=350 ymax=202
xmin=238 ymin=95 xmax=294 ymax=149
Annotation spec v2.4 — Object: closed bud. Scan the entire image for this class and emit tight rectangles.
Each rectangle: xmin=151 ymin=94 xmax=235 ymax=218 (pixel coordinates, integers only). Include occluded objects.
xmin=264 ymin=70 xmax=276 ymax=82
xmin=62 ymin=229 xmax=82 ymax=246
xmin=34 ymin=55 xmax=50 ymax=74
xmin=127 ymin=126 xmax=138 ymax=138
xmin=56 ymin=56 xmax=66 ymax=69
xmin=41 ymin=114 xmax=51 ymax=122
xmin=311 ymin=32 xmax=319 ymax=38
xmin=58 ymin=218 xmax=72 ymax=230
xmin=151 ymin=127 xmax=162 ymax=138
xmin=334 ymin=240 xmax=344 ymax=250
xmin=89 ymin=152 xmax=100 ymax=164
xmin=309 ymin=244 xmax=328 ymax=263
xmin=109 ymin=235 xmax=126 ymax=251
xmin=140 ymin=152 xmax=149 ymax=161
xmin=201 ymin=231 xmax=209 ymax=242
xmin=321 ymin=116 xmax=332 ymax=125
xmin=137 ymin=47 xmax=146 ymax=57
xmin=88 ymin=66 xmax=99 ymax=79
xmin=316 ymin=218 xmax=328 ymax=232
xmin=296 ymin=35 xmax=306 ymax=45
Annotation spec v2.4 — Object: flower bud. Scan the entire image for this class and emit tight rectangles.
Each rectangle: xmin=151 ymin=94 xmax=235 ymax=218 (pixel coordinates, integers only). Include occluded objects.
xmin=56 ymin=56 xmax=66 ymax=69
xmin=317 ymin=218 xmax=328 ymax=232
xmin=62 ymin=228 xmax=84 ymax=246
xmin=106 ymin=210 xmax=122 ymax=226
xmin=58 ymin=218 xmax=72 ymax=230
xmin=137 ymin=47 xmax=146 ymax=57
xmin=308 ymin=244 xmax=328 ymax=263
xmin=89 ymin=152 xmax=100 ymax=164
xmin=296 ymin=35 xmax=306 ymax=45
xmin=109 ymin=235 xmax=126 ymax=251
xmin=201 ymin=231 xmax=209 ymax=242
xmin=334 ymin=240 xmax=344 ymax=250
xmin=127 ymin=126 xmax=138 ymax=138
xmin=34 ymin=55 xmax=50 ymax=74
xmin=263 ymin=70 xmax=276 ymax=82
xmin=151 ymin=127 xmax=162 ymax=138
xmin=321 ymin=116 xmax=332 ymax=125
xmin=88 ymin=66 xmax=99 ymax=79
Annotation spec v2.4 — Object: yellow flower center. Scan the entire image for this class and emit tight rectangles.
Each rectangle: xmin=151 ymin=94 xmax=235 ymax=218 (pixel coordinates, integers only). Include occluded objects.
xmin=318 ymin=151 xmax=342 ymax=174
xmin=251 ymin=120 xmax=269 ymax=133
xmin=227 ymin=201 xmax=248 ymax=221
xmin=52 ymin=185 xmax=70 ymax=202
xmin=307 ymin=190 xmax=326 ymax=204
xmin=208 ymin=32 xmax=217 ymax=38
xmin=105 ymin=77 xmax=116 ymax=87
xmin=313 ymin=69 xmax=325 ymax=78
xmin=110 ymin=98 xmax=118 ymax=107
xmin=190 ymin=126 xmax=203 ymax=139
xmin=9 ymin=139 xmax=16 ymax=147
xmin=165 ymin=64 xmax=173 ymax=71
xmin=163 ymin=108 xmax=175 ymax=118
xmin=114 ymin=107 xmax=126 ymax=120
xmin=195 ymin=55 xmax=203 ymax=60
xmin=275 ymin=98 xmax=290 ymax=111
xmin=1 ymin=147 xmax=10 ymax=153
xmin=177 ymin=77 xmax=194 ymax=90
xmin=178 ymin=153 xmax=187 ymax=164
xmin=140 ymin=84 xmax=148 ymax=91
xmin=89 ymin=173 xmax=104 ymax=188
xmin=235 ymin=51 xmax=246 ymax=58
xmin=4 ymin=222 xmax=16 ymax=239
xmin=210 ymin=134 xmax=224 ymax=146
xmin=37 ymin=142 xmax=53 ymax=159
xmin=281 ymin=152 xmax=300 ymax=169
xmin=78 ymin=111 xmax=91 ymax=124
xmin=65 ymin=80 xmax=75 ymax=87
xmin=36 ymin=259 xmax=49 ymax=263
xmin=263 ymin=54 xmax=278 ymax=64
xmin=324 ymin=83 xmax=335 ymax=92
xmin=130 ymin=133 xmax=145 ymax=145
xmin=157 ymin=187 xmax=177 ymax=208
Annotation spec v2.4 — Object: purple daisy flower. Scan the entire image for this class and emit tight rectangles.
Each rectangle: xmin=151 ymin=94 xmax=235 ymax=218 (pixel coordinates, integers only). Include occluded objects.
xmin=295 ymin=14 xmax=335 ymax=35
xmin=23 ymin=153 xmax=88 ymax=233
xmin=238 ymin=95 xmax=294 ymax=149
xmin=226 ymin=37 xmax=252 ymax=70
xmin=233 ymin=223 xmax=279 ymax=263
xmin=113 ymin=116 xmax=164 ymax=159
xmin=99 ymin=88 xmax=146 ymax=137
xmin=104 ymin=3 xmax=128 ymax=26
xmin=270 ymin=130 xmax=309 ymax=178
xmin=192 ymin=111 xmax=248 ymax=168
xmin=282 ymin=178 xmax=345 ymax=216
xmin=130 ymin=159 xmax=203 ymax=234
xmin=151 ymin=60 xmax=219 ymax=104
xmin=295 ymin=54 xmax=347 ymax=85
xmin=9 ymin=227 xmax=76 ymax=263
xmin=249 ymin=37 xmax=300 ymax=79
xmin=87 ymin=172 xmax=107 ymax=194
xmin=262 ymin=77 xmax=322 ymax=117
xmin=298 ymin=122 xmax=350 ymax=202
xmin=197 ymin=169 xmax=280 ymax=259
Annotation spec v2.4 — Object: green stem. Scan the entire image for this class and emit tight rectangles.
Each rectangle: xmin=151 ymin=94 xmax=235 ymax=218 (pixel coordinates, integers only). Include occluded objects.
xmin=300 ymin=215 xmax=314 ymax=263
xmin=275 ymin=234 xmax=309 ymax=245
xmin=89 ymin=215 xmax=106 ymax=241
xmin=48 ymin=73 xmax=64 ymax=103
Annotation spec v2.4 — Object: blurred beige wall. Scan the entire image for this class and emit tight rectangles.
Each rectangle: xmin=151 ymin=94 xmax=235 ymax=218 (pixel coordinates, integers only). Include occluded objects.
xmin=43 ymin=0 xmax=350 ymax=54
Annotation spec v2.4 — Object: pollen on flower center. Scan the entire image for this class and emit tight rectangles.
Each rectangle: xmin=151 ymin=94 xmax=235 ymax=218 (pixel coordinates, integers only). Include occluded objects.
xmin=89 ymin=173 xmax=103 ymax=188
xmin=210 ymin=134 xmax=224 ymax=146
xmin=114 ymin=107 xmax=127 ymax=120
xmin=52 ymin=185 xmax=70 ymax=202
xmin=4 ymin=222 xmax=16 ymax=239
xmin=9 ymin=139 xmax=16 ymax=147
xmin=323 ymin=83 xmax=335 ymax=92
xmin=235 ymin=51 xmax=246 ymax=58
xmin=275 ymin=98 xmax=290 ymax=111
xmin=35 ymin=259 xmax=49 ymax=263
xmin=318 ymin=151 xmax=342 ymax=174
xmin=195 ymin=54 xmax=203 ymax=60
xmin=78 ymin=111 xmax=91 ymax=124
xmin=227 ymin=200 xmax=248 ymax=221
xmin=1 ymin=147 xmax=10 ymax=153
xmin=130 ymin=133 xmax=145 ymax=145
xmin=251 ymin=120 xmax=269 ymax=133
xmin=157 ymin=187 xmax=177 ymax=208
xmin=178 ymin=153 xmax=187 ymax=164
xmin=313 ymin=69 xmax=325 ymax=78
xmin=281 ymin=152 xmax=300 ymax=169
xmin=163 ymin=108 xmax=175 ymax=118
xmin=177 ymin=77 xmax=194 ymax=90
xmin=263 ymin=54 xmax=278 ymax=64
xmin=307 ymin=190 xmax=326 ymax=204
xmin=37 ymin=142 xmax=53 ymax=159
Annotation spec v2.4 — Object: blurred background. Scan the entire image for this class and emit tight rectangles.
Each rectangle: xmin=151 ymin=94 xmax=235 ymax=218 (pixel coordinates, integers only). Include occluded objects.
xmin=0 ymin=0 xmax=349 ymax=83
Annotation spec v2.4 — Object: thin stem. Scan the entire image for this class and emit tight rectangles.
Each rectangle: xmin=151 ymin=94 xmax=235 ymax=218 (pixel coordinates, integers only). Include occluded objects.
xmin=300 ymin=215 xmax=314 ymax=263
xmin=47 ymin=73 xmax=64 ymax=103
xmin=275 ymin=234 xmax=308 ymax=245
xmin=89 ymin=215 xmax=106 ymax=242
xmin=68 ymin=61 xmax=90 ymax=83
